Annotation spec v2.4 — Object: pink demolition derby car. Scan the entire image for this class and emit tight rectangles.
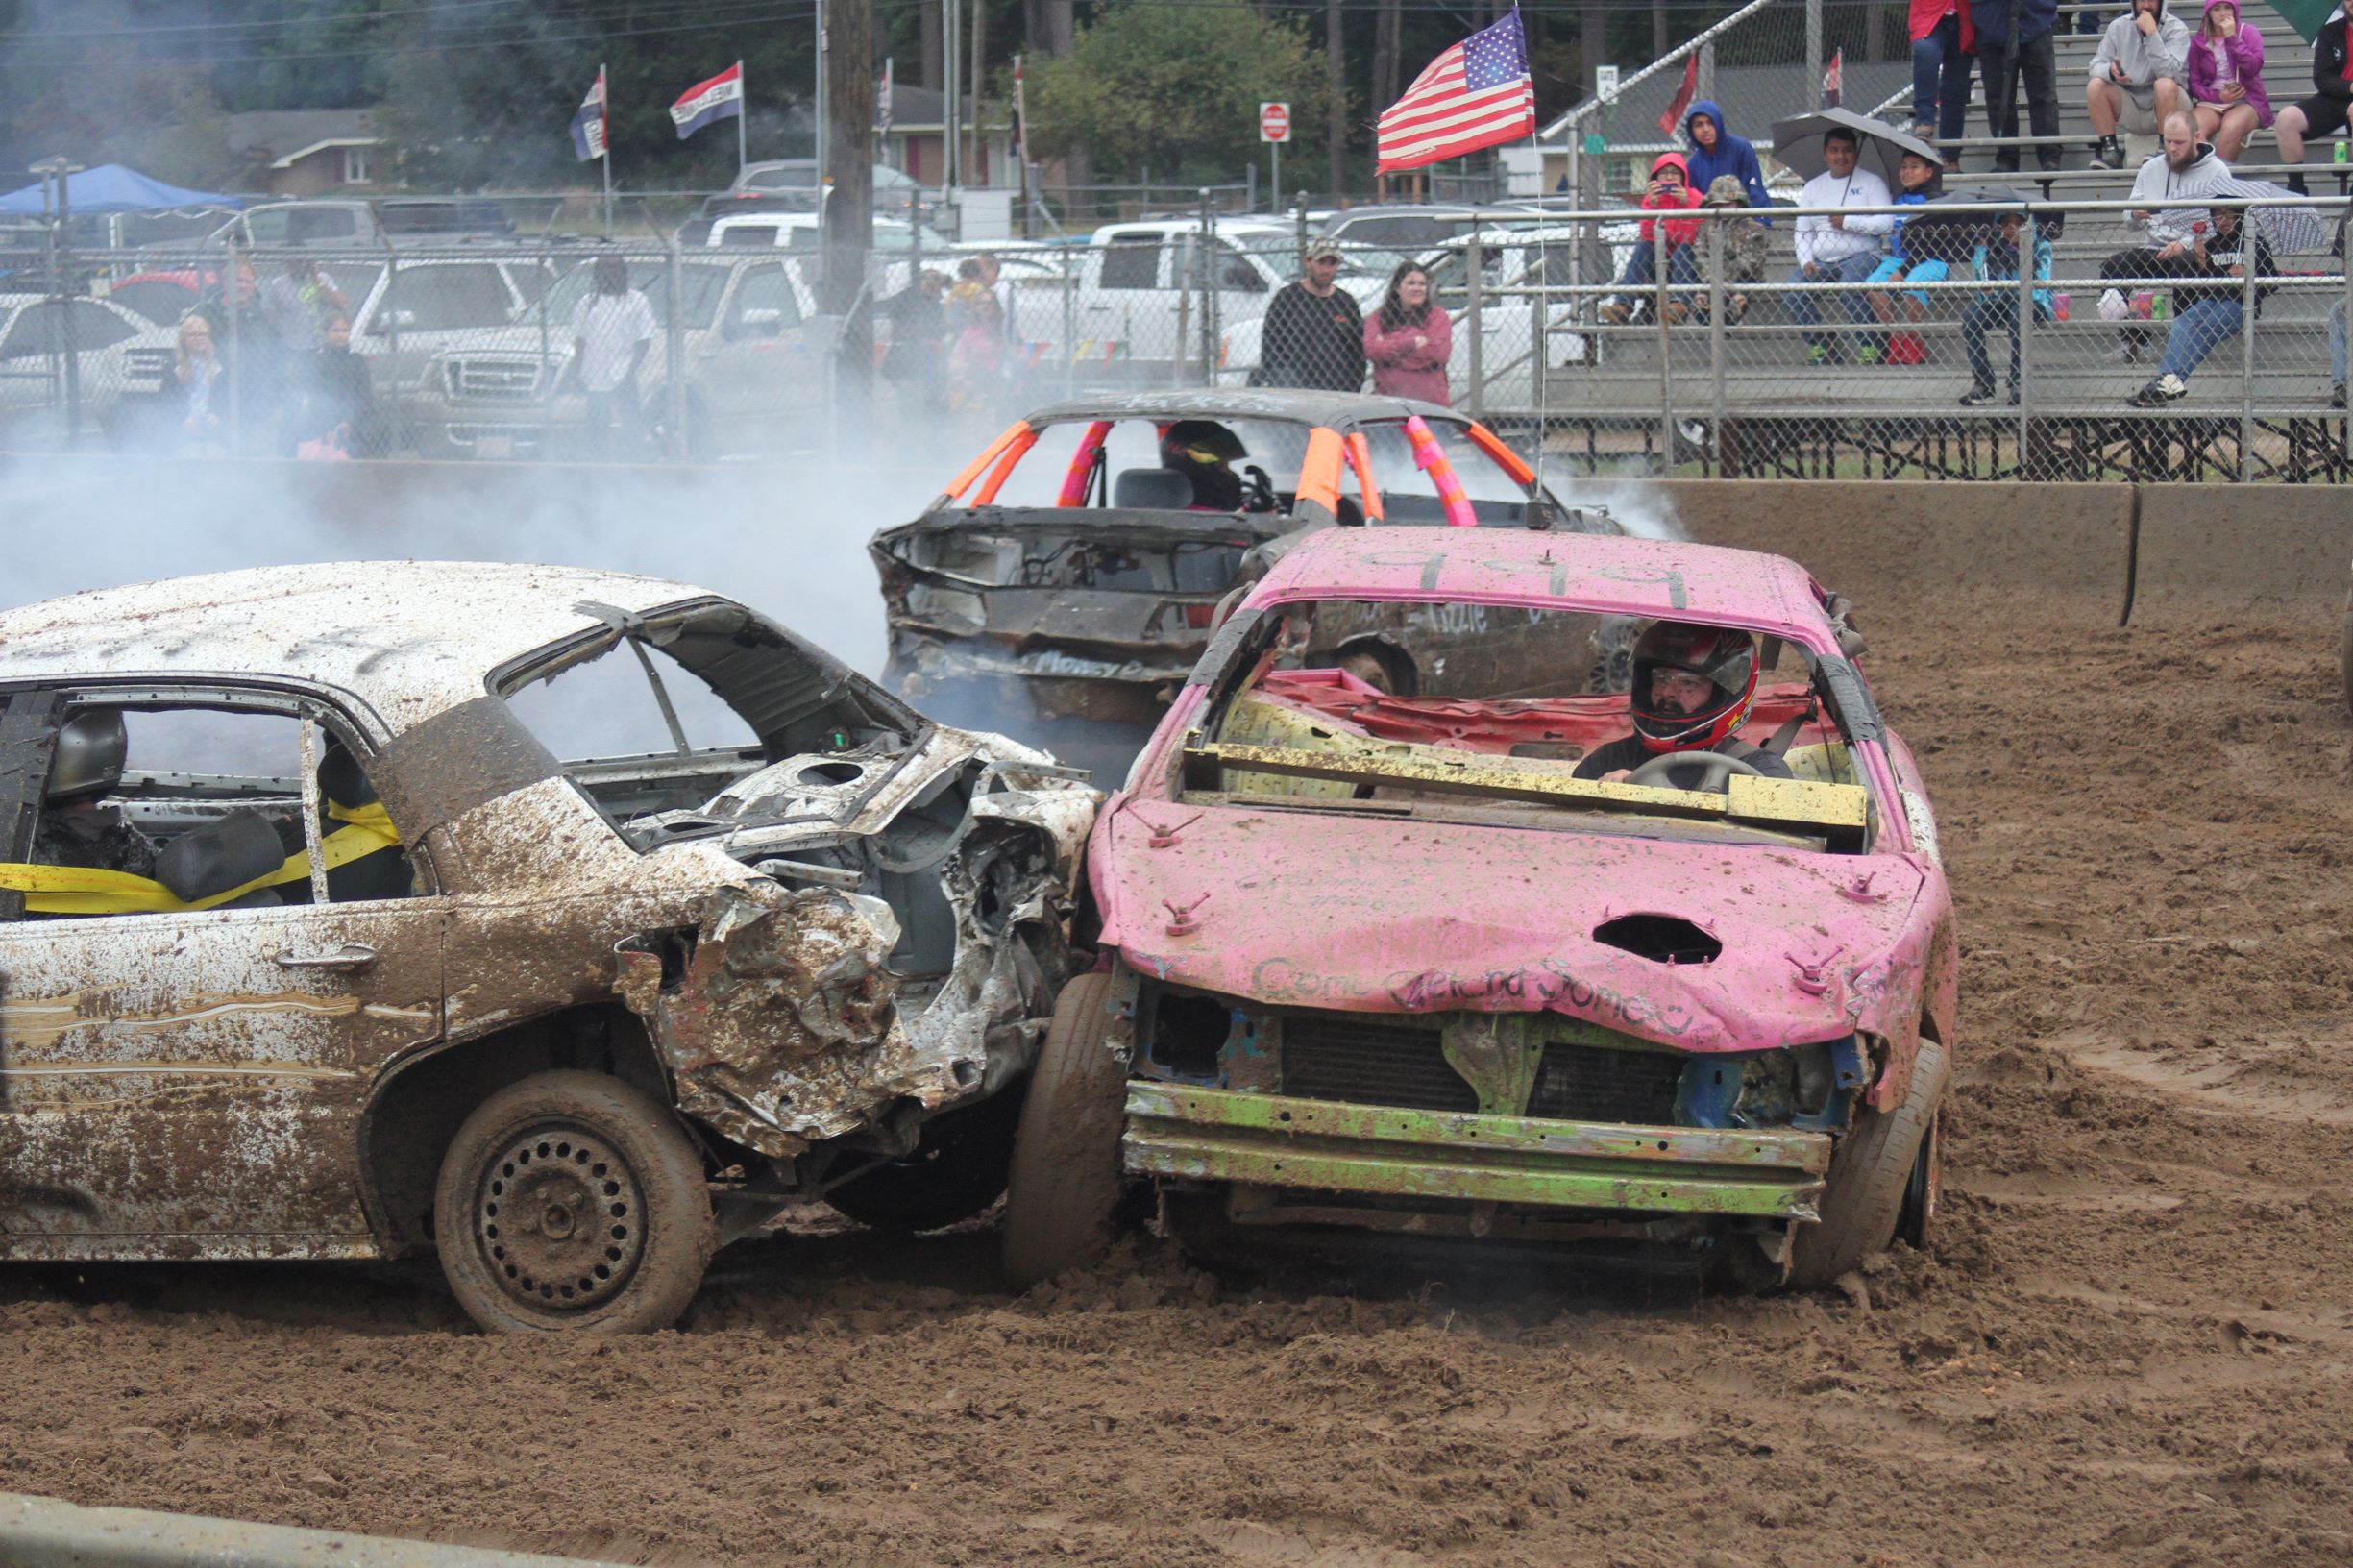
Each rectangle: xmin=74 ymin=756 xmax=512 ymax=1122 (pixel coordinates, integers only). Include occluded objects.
xmin=1000 ymin=526 xmax=1957 ymax=1290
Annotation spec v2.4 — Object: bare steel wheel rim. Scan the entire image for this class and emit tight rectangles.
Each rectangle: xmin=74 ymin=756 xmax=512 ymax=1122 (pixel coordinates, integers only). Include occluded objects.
xmin=475 ymin=1122 xmax=648 ymax=1312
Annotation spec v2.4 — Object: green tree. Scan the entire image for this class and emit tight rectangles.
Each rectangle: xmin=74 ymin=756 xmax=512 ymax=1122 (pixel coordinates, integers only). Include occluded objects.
xmin=1025 ymin=1 xmax=1330 ymax=182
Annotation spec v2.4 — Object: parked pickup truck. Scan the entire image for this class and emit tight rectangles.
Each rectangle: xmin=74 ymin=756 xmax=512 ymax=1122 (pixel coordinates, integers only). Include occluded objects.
xmin=411 ymin=254 xmax=833 ymax=460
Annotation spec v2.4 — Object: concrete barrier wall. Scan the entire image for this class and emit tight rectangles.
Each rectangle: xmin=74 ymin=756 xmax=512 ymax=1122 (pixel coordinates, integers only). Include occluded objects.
xmin=6 ymin=457 xmax=2336 ymax=633
xmin=1564 ymin=478 xmax=2140 ymax=627
xmin=0 ymin=1491 xmax=625 ymax=1568
xmin=2127 ymin=484 xmax=2353 ymax=627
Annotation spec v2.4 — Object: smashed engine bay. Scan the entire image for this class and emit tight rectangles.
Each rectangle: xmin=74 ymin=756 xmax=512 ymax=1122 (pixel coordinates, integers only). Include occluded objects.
xmin=612 ymin=725 xmax=1097 ymax=1177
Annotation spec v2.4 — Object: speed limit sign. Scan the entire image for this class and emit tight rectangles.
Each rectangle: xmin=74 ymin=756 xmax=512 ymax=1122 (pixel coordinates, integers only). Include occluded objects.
xmin=1260 ymin=102 xmax=1291 ymax=143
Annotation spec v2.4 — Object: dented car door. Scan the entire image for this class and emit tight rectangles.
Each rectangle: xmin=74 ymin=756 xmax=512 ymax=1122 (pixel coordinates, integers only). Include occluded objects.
xmin=0 ymin=694 xmax=447 ymax=1254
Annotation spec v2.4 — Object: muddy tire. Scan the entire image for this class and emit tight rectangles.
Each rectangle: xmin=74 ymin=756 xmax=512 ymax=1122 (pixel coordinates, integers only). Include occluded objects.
xmin=1787 ymin=1041 xmax=1949 ymax=1290
xmin=433 ymin=1070 xmax=714 ymax=1335
xmin=1001 ymin=971 xmax=1129 ymax=1288
xmin=824 ymin=1089 xmax=1024 ymax=1234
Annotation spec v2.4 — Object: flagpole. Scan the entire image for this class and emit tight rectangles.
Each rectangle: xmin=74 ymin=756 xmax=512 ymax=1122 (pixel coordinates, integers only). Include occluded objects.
xmin=736 ymin=59 xmax=748 ymax=178
xmin=601 ymin=61 xmax=614 ymax=236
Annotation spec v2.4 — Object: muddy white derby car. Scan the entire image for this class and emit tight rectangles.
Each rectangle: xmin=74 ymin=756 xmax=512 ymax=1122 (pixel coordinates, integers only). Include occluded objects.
xmin=0 ymin=564 xmax=1097 ymax=1332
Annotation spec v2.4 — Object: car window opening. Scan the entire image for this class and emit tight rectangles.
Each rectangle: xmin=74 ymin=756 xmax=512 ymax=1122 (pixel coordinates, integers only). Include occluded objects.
xmin=3 ymin=698 xmax=421 ymax=919
xmin=1176 ymin=599 xmax=1871 ymax=851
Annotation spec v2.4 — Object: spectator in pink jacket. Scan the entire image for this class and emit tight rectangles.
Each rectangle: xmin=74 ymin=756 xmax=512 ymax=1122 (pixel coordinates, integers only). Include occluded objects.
xmin=1362 ymin=262 xmax=1453 ymax=404
xmin=2186 ymin=0 xmax=2270 ymax=161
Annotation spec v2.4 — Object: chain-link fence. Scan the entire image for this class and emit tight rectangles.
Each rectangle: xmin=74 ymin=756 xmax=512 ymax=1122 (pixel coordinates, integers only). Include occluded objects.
xmin=2 ymin=189 xmax=2343 ymax=480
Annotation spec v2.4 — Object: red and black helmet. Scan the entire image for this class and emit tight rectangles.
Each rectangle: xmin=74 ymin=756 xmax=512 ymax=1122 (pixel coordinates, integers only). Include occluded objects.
xmin=1630 ymin=621 xmax=1760 ymax=753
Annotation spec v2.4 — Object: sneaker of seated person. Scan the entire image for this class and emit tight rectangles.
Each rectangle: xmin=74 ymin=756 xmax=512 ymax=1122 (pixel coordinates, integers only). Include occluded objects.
xmin=2090 ymin=135 xmax=2123 ymax=170
xmin=2128 ymin=374 xmax=2189 ymax=406
xmin=1598 ymin=301 xmax=1631 ymax=325
xmin=1857 ymin=342 xmax=1884 ymax=365
xmin=2332 ymin=381 xmax=2346 ymax=409
xmin=1960 ymin=382 xmax=1999 ymax=406
xmin=1662 ymin=301 xmax=1690 ymax=326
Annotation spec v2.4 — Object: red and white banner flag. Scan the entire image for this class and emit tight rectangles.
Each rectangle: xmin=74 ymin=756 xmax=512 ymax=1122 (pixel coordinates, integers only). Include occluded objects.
xmin=1821 ymin=48 xmax=1844 ymax=109
xmin=671 ymin=61 xmax=744 ymax=139
xmin=1376 ymin=7 xmax=1535 ymax=174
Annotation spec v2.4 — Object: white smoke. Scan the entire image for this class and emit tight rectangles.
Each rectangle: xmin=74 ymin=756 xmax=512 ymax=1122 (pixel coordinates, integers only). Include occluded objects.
xmin=0 ymin=454 xmax=933 ymax=676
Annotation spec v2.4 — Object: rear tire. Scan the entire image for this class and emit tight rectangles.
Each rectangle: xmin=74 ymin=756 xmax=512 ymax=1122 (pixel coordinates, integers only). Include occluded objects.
xmin=433 ymin=1069 xmax=714 ymax=1335
xmin=1001 ymin=972 xmax=1129 ymax=1288
xmin=1787 ymin=1041 xmax=1949 ymax=1289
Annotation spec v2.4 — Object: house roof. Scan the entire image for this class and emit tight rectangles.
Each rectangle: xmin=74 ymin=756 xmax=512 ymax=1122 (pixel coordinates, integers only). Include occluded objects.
xmin=226 ymin=110 xmax=381 ymax=170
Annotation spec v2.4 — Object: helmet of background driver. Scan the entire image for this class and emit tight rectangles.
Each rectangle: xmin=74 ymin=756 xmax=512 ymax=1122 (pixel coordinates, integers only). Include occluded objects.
xmin=1629 ymin=621 xmax=1760 ymax=753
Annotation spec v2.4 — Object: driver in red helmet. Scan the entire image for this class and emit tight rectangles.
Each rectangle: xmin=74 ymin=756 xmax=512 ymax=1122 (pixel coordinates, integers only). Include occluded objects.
xmin=1573 ymin=621 xmax=1794 ymax=791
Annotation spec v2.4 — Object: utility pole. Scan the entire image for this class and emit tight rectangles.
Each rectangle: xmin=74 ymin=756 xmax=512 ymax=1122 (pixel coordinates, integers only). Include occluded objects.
xmin=825 ymin=0 xmax=876 ymax=449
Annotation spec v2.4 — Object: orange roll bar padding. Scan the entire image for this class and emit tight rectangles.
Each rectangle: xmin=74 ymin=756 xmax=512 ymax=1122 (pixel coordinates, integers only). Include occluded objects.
xmin=1465 ymin=420 xmax=1535 ymax=485
xmin=1294 ymin=427 xmax=1345 ymax=523
xmin=1342 ymin=430 xmax=1385 ymax=522
xmin=1403 ymin=415 xmax=1478 ymax=528
xmin=936 ymin=421 xmax=1031 ymax=507
xmin=974 ymin=426 xmax=1041 ymax=504
xmin=1054 ymin=420 xmax=1114 ymax=506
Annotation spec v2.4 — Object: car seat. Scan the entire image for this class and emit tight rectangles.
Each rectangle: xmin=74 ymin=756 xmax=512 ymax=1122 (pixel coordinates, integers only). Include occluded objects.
xmin=1112 ymin=467 xmax=1196 ymax=510
xmin=155 ymin=809 xmax=289 ymax=909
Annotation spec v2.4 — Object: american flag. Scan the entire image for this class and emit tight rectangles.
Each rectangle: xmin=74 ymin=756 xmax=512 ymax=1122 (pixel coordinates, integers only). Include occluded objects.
xmin=1376 ymin=8 xmax=1536 ymax=174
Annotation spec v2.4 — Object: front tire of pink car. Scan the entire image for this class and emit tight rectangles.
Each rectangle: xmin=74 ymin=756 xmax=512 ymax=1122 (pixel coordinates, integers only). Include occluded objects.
xmin=1787 ymin=1040 xmax=1950 ymax=1290
xmin=1001 ymin=971 xmax=1130 ymax=1289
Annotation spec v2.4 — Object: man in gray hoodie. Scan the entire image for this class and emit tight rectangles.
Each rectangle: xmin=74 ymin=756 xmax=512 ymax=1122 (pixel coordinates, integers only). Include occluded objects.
xmin=2087 ymin=0 xmax=2192 ymax=167
xmin=2096 ymin=110 xmax=2238 ymax=357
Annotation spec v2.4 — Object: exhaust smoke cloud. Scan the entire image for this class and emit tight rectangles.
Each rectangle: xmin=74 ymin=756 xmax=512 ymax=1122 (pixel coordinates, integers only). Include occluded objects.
xmin=0 ymin=454 xmax=933 ymax=677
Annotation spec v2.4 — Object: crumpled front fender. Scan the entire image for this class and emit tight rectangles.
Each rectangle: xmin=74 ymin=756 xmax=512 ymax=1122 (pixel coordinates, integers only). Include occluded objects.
xmin=617 ymin=882 xmax=966 ymax=1158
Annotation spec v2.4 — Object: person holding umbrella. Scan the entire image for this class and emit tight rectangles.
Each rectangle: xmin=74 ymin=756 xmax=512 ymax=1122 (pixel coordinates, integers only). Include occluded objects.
xmin=1773 ymin=120 xmax=1897 ymax=365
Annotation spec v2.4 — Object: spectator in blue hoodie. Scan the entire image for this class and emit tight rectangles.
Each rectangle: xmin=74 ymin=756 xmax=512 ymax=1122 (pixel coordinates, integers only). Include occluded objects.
xmin=1972 ymin=0 xmax=2064 ymax=173
xmin=1682 ymin=100 xmax=1773 ymax=221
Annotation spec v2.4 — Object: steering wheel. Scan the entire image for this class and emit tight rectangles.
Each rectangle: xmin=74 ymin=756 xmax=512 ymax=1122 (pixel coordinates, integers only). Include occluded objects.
xmin=1624 ymin=751 xmax=1762 ymax=792
xmin=1242 ymin=464 xmax=1277 ymax=513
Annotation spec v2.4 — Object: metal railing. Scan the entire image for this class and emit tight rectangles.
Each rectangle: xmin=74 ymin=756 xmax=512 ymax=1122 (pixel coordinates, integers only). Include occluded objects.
xmin=0 ymin=192 xmax=2342 ymax=482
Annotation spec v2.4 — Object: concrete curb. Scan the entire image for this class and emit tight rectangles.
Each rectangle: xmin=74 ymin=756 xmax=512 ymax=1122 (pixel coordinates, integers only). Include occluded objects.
xmin=0 ymin=1491 xmax=631 ymax=1568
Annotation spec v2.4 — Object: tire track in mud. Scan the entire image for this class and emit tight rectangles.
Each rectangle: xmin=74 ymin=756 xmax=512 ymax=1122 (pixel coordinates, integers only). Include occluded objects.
xmin=2 ymin=600 xmax=2352 ymax=1568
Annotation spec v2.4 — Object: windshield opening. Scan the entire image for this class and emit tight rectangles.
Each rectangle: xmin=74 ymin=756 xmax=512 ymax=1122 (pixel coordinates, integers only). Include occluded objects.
xmin=1177 ymin=598 xmax=1866 ymax=848
xmin=498 ymin=600 xmax=921 ymax=836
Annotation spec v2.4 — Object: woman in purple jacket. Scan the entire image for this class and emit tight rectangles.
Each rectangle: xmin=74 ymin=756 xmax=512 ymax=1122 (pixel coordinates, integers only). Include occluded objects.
xmin=1361 ymin=261 xmax=1453 ymax=405
xmin=2187 ymin=0 xmax=2270 ymax=162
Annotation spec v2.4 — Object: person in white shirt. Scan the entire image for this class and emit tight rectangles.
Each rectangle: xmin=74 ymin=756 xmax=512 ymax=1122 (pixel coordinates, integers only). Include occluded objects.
xmin=1787 ymin=129 xmax=1896 ymax=364
xmin=568 ymin=255 xmax=657 ymax=457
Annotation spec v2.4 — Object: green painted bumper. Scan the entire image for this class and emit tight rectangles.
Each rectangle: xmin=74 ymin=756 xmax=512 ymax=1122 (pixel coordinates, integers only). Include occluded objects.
xmin=1122 ymin=1082 xmax=1831 ymax=1220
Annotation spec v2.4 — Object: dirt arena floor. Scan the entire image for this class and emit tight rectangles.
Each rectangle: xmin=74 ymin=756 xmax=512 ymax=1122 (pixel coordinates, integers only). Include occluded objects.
xmin=3 ymin=597 xmax=2350 ymax=1568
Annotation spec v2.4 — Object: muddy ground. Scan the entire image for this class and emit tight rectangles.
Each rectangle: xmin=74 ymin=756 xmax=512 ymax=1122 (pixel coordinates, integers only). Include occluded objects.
xmin=4 ymin=599 xmax=2350 ymax=1568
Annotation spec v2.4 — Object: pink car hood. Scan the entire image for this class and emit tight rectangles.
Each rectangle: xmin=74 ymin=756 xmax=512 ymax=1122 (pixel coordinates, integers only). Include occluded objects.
xmin=1093 ymin=799 xmax=1931 ymax=1055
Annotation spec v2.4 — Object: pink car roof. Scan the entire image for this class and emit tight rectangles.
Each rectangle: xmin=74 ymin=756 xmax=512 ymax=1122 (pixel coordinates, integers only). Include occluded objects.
xmin=1251 ymin=528 xmax=1835 ymax=647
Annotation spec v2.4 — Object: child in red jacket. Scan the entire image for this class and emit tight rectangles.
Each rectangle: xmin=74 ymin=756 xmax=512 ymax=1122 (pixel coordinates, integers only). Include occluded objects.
xmin=1598 ymin=153 xmax=1703 ymax=326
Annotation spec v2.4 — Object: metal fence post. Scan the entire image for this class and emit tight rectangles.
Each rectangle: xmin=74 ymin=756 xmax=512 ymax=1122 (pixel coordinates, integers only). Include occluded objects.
xmin=2015 ymin=212 xmax=2034 ymax=477
xmin=1199 ymin=187 xmax=1217 ymax=387
xmin=1062 ymin=256 xmax=1076 ymax=398
xmin=1465 ymin=230 xmax=1484 ymax=420
xmin=1707 ymin=220 xmax=1726 ymax=477
xmin=1172 ymin=253 xmax=1191 ymax=390
xmin=227 ymin=240 xmax=244 ymax=456
xmin=667 ymin=238 xmax=687 ymax=462
xmin=1654 ymin=222 xmax=1672 ymax=474
xmin=2238 ymin=210 xmax=2258 ymax=482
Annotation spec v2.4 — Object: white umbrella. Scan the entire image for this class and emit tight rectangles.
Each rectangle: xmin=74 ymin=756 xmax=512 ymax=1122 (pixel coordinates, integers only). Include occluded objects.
xmin=2213 ymin=178 xmax=2327 ymax=254
xmin=1767 ymin=109 xmax=1943 ymax=189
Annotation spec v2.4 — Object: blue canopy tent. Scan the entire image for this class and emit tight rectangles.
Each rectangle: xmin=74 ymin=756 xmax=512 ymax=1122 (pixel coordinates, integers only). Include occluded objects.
xmin=0 ymin=164 xmax=239 ymax=215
